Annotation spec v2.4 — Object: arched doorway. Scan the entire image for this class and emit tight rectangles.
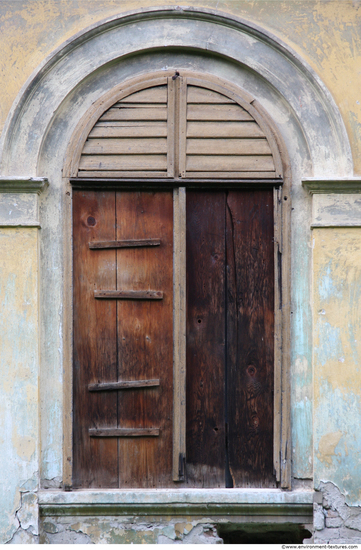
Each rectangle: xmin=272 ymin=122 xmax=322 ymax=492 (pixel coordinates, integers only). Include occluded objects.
xmin=67 ymin=71 xmax=290 ymax=489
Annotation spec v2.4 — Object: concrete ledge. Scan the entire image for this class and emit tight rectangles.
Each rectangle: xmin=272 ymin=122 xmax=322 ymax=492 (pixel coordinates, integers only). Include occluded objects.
xmin=303 ymin=179 xmax=361 ymax=194
xmin=39 ymin=489 xmax=314 ymax=519
xmin=0 ymin=177 xmax=48 ymax=194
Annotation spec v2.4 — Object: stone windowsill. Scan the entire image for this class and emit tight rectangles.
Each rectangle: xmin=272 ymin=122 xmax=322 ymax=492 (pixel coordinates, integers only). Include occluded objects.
xmin=39 ymin=488 xmax=314 ymax=521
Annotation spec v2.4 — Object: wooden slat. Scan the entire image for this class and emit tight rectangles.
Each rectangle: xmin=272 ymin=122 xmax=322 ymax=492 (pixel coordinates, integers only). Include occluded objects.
xmin=167 ymin=77 xmax=176 ymax=178
xmin=184 ymin=171 xmax=277 ymax=179
xmin=116 ymin=191 xmax=174 ymax=488
xmin=186 ymin=155 xmax=275 ymax=172
xmin=186 ymin=138 xmax=271 ymax=156
xmin=116 ymin=86 xmax=167 ymax=104
xmin=72 ymin=190 xmax=118 ymax=489
xmin=89 ymin=428 xmax=160 ymax=437
xmin=172 ymin=187 xmax=186 ymax=481
xmin=100 ymin=106 xmax=167 ymax=121
xmin=226 ymin=190 xmax=276 ymax=488
xmin=273 ymin=186 xmax=282 ymax=483
xmin=89 ymin=379 xmax=160 ymax=391
xmin=178 ymin=78 xmax=187 ymax=178
xmin=187 ymin=86 xmax=235 ymax=104
xmin=83 ymin=138 xmax=167 ymax=155
xmin=94 ymin=290 xmax=163 ymax=300
xmin=187 ymin=104 xmax=253 ymax=121
xmin=186 ymin=191 xmax=226 ymax=487
xmin=79 ymin=155 xmax=167 ymax=171
xmin=77 ymin=171 xmax=168 ymax=179
xmin=89 ymin=122 xmax=167 ymax=138
xmin=89 ymin=238 xmax=160 ymax=249
xmin=187 ymin=121 xmax=265 ymax=138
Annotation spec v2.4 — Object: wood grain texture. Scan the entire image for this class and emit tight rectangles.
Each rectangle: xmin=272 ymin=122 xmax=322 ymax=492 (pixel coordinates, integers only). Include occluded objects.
xmin=186 ymin=191 xmax=226 ymax=487
xmin=88 ymin=379 xmax=160 ymax=391
xmin=172 ymin=187 xmax=187 ymax=481
xmin=116 ymin=191 xmax=174 ymax=488
xmin=73 ymin=190 xmax=118 ymax=488
xmin=226 ymin=190 xmax=276 ymax=488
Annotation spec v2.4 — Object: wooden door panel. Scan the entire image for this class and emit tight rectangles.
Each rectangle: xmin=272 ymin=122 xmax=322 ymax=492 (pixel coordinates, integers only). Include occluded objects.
xmin=226 ymin=190 xmax=275 ymax=488
xmin=116 ymin=191 xmax=174 ymax=488
xmin=73 ymin=190 xmax=118 ymax=488
xmin=186 ymin=191 xmax=226 ymax=487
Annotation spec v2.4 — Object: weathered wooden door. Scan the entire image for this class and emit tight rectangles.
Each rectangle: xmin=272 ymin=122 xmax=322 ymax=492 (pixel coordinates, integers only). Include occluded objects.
xmin=73 ymin=189 xmax=174 ymax=488
xmin=73 ymin=187 xmax=275 ymax=488
xmin=186 ymin=190 xmax=275 ymax=488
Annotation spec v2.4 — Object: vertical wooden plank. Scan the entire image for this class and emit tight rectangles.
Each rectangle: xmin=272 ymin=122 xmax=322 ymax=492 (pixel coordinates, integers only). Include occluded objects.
xmin=226 ymin=190 xmax=276 ymax=488
xmin=273 ymin=186 xmax=282 ymax=482
xmin=73 ymin=190 xmax=118 ymax=488
xmin=173 ymin=187 xmax=186 ymax=481
xmin=281 ymin=185 xmax=292 ymax=489
xmin=167 ymin=78 xmax=175 ymax=178
xmin=178 ymin=77 xmax=187 ymax=178
xmin=186 ymin=191 xmax=226 ymax=487
xmin=116 ymin=191 xmax=174 ymax=488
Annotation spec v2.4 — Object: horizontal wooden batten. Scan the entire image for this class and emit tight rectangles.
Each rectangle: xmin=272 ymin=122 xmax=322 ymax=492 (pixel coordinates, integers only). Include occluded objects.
xmin=88 ymin=379 xmax=160 ymax=391
xmin=100 ymin=106 xmax=167 ymax=122
xmin=186 ymin=155 xmax=275 ymax=172
xmin=79 ymin=155 xmax=167 ymax=171
xmin=83 ymin=138 xmax=167 ymax=155
xmin=186 ymin=138 xmax=271 ymax=156
xmin=114 ymin=86 xmax=167 ymax=104
xmin=187 ymin=86 xmax=235 ymax=104
xmin=187 ymin=104 xmax=253 ymax=121
xmin=187 ymin=121 xmax=265 ymax=138
xmin=89 ymin=428 xmax=160 ymax=437
xmin=89 ymin=238 xmax=160 ymax=249
xmin=89 ymin=122 xmax=168 ymax=138
xmin=94 ymin=290 xmax=163 ymax=300
xmin=70 ymin=177 xmax=283 ymax=188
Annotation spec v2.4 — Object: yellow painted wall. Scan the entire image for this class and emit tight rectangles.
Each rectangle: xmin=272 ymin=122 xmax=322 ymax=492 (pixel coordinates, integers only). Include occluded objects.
xmin=313 ymin=227 xmax=361 ymax=504
xmin=0 ymin=0 xmax=361 ymax=172
xmin=0 ymin=228 xmax=39 ymax=543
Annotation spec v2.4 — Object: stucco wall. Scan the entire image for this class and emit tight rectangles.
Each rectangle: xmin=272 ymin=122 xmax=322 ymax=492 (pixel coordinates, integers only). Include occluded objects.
xmin=1 ymin=0 xmax=360 ymax=174
xmin=0 ymin=227 xmax=39 ymax=543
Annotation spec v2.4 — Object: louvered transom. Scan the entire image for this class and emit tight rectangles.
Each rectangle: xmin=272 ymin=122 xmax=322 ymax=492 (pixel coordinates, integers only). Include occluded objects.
xmin=79 ymin=85 xmax=169 ymax=178
xmin=77 ymin=75 xmax=281 ymax=180
xmin=182 ymin=86 xmax=275 ymax=179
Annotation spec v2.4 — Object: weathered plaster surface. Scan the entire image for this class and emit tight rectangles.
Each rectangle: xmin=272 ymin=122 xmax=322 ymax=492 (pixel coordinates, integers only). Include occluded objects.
xmin=313 ymin=228 xmax=361 ymax=505
xmin=0 ymin=228 xmax=39 ymax=543
xmin=313 ymin=194 xmax=361 ymax=227
xmin=39 ymin=516 xmax=224 ymax=544
xmin=0 ymin=1 xmax=360 ymax=172
xmin=0 ymin=194 xmax=39 ymax=227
